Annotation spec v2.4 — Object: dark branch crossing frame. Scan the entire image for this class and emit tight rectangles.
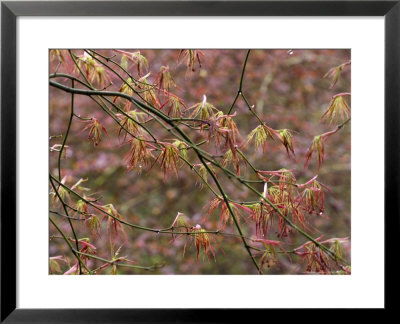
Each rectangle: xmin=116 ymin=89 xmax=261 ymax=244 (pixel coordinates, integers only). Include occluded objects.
xmin=1 ymin=0 xmax=398 ymax=321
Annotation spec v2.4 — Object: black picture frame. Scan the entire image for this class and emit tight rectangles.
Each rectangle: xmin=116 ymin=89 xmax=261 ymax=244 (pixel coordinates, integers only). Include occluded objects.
xmin=1 ymin=0 xmax=398 ymax=321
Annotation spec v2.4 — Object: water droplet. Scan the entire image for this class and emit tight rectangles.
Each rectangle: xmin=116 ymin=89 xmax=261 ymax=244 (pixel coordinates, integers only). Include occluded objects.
xmin=288 ymin=49 xmax=294 ymax=55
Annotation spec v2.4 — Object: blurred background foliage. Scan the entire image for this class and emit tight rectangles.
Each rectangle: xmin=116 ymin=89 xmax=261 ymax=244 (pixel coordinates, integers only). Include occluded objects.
xmin=50 ymin=49 xmax=350 ymax=274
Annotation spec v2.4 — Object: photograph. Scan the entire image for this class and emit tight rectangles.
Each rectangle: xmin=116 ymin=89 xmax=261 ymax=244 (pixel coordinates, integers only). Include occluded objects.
xmin=49 ymin=49 xmax=351 ymax=275
xmin=2 ymin=0 xmax=396 ymax=319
